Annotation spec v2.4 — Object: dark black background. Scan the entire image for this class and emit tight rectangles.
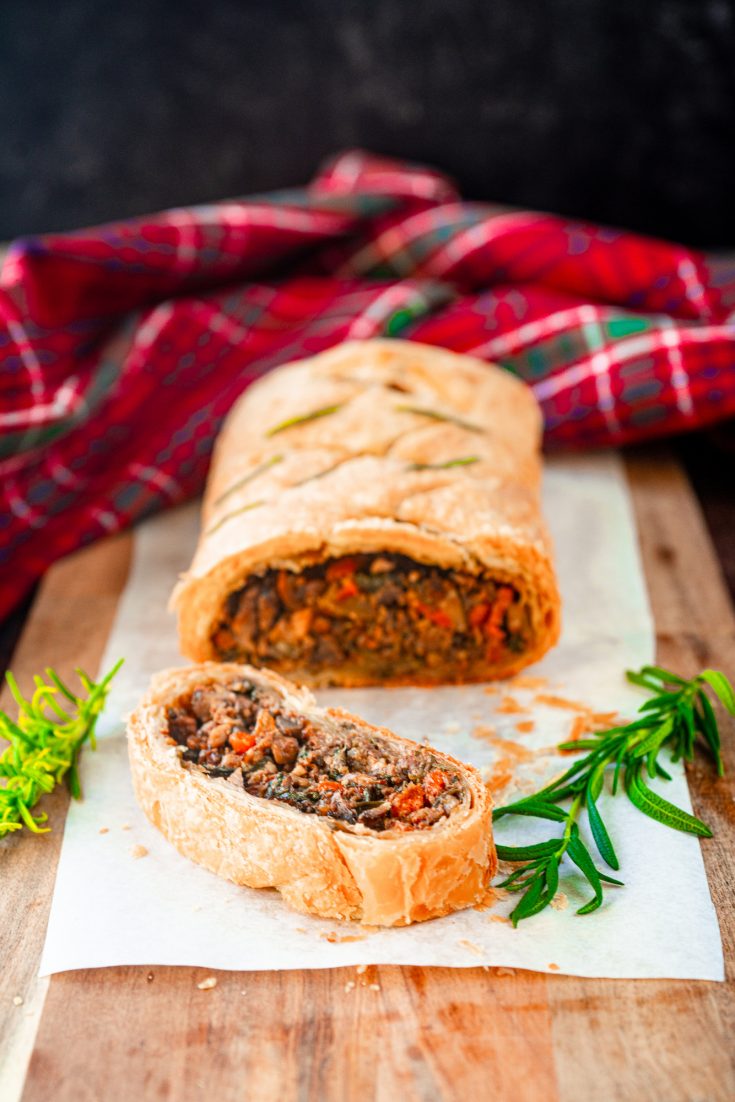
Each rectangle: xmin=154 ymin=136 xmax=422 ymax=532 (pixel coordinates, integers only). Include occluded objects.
xmin=2 ymin=0 xmax=735 ymax=245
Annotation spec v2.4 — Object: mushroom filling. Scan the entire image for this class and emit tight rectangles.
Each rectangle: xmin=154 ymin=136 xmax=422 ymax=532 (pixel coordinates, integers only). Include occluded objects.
xmin=211 ymin=553 xmax=530 ymax=679
xmin=166 ymin=678 xmax=464 ymax=831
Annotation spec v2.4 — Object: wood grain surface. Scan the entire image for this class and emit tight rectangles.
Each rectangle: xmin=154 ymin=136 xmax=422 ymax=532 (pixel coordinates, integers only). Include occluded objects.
xmin=2 ymin=450 xmax=733 ymax=1102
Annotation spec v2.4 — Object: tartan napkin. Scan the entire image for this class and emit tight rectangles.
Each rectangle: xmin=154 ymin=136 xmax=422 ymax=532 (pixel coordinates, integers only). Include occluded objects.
xmin=1 ymin=150 xmax=734 ymax=619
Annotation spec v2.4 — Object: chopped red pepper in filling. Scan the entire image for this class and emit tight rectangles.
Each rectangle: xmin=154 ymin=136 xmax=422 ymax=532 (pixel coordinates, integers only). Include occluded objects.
xmin=211 ymin=553 xmax=529 ymax=682
xmin=166 ymin=679 xmax=464 ymax=832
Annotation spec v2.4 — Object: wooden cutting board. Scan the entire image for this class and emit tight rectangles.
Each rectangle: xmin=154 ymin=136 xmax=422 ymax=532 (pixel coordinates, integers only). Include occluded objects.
xmin=1 ymin=446 xmax=734 ymax=1102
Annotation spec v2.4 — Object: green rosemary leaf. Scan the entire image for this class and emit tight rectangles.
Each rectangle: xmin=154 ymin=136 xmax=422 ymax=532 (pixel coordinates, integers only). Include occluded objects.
xmin=626 ymin=763 xmax=713 ymax=837
xmin=393 ymin=404 xmax=483 ymax=434
xmin=266 ymin=404 xmax=343 ymax=437
xmin=213 ymin=454 xmax=284 ymax=507
xmin=625 ymin=670 xmax=664 ymax=693
xmin=495 ymin=839 xmax=561 ymax=861
xmin=698 ymin=670 xmax=735 ymax=714
xmin=640 ymin=693 xmax=679 ymax=712
xmin=491 ymin=799 xmax=567 ymax=823
xmin=408 ymin=455 xmax=480 ymax=471
xmin=654 ymin=760 xmax=673 ymax=781
xmin=294 ymin=459 xmax=347 ymax=488
xmin=498 ymin=867 xmax=542 ymax=892
xmin=678 ymin=699 xmax=696 ymax=761
xmin=586 ymin=770 xmax=620 ymax=870
xmin=632 ymin=716 xmax=675 ymax=759
xmin=639 ymin=665 xmax=689 ymax=686
xmin=566 ymin=834 xmax=604 ymax=914
xmin=509 ymin=872 xmax=546 ymax=927
xmin=557 ymin=739 xmax=605 ymax=751
xmin=544 ymin=857 xmax=560 ymax=900
xmin=695 ymin=691 xmax=724 ymax=776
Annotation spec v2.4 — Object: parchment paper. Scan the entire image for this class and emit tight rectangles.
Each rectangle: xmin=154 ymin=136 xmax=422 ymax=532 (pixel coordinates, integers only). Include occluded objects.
xmin=40 ymin=453 xmax=724 ymax=978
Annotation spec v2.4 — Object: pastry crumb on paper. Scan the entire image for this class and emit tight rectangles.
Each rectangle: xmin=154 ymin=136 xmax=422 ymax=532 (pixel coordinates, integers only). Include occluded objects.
xmin=458 ymin=939 xmax=485 ymax=957
xmin=496 ymin=696 xmax=528 ymax=715
xmin=550 ymin=892 xmax=569 ymax=912
xmin=509 ymin=675 xmax=549 ymax=691
xmin=130 ymin=845 xmax=148 ymax=859
xmin=321 ymin=932 xmax=368 ymax=944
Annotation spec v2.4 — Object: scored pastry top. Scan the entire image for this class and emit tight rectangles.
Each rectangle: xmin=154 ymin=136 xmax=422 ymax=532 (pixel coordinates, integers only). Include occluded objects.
xmin=172 ymin=339 xmax=560 ymax=683
xmin=177 ymin=339 xmax=548 ymax=582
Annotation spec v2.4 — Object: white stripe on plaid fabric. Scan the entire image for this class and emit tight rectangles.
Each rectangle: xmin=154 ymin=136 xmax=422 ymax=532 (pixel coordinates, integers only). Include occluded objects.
xmin=676 ymin=255 xmax=711 ymax=320
xmin=7 ymin=317 xmax=45 ymax=400
xmin=660 ymin=323 xmax=694 ymax=417
xmin=167 ymin=208 xmax=200 ymax=266
xmin=0 ymin=375 xmax=84 ymax=429
xmin=93 ymin=509 xmax=119 ymax=533
xmin=468 ymin=305 xmax=603 ymax=360
xmin=322 ymin=155 xmax=453 ymax=201
xmin=201 ymin=307 xmax=257 ymax=347
xmin=336 ymin=203 xmax=469 ymax=278
xmin=577 ymin=304 xmax=620 ymax=434
xmin=346 ymin=284 xmax=428 ymax=339
xmin=186 ymin=203 xmax=349 ymax=234
xmin=129 ymin=463 xmax=183 ymax=501
xmin=133 ymin=303 xmax=175 ymax=351
xmin=420 ymin=210 xmax=545 ymax=277
xmin=338 ymin=204 xmax=543 ymax=281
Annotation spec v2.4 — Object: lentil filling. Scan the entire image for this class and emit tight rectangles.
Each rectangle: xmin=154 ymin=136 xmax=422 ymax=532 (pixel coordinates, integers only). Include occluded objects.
xmin=211 ymin=553 xmax=530 ymax=680
xmin=166 ymin=678 xmax=465 ymax=832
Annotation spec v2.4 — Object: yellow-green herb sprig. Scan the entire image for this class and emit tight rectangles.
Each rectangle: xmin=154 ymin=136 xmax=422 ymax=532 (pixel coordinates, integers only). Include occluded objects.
xmin=0 ymin=660 xmax=123 ymax=837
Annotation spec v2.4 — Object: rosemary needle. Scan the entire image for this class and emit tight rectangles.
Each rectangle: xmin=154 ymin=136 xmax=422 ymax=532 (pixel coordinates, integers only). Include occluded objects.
xmin=0 ymin=660 xmax=123 ymax=837
xmin=408 ymin=455 xmax=480 ymax=471
xmin=393 ymin=404 xmax=483 ymax=434
xmin=492 ymin=664 xmax=734 ymax=925
xmin=212 ymin=454 xmax=284 ymax=507
xmin=266 ymin=404 xmax=343 ymax=437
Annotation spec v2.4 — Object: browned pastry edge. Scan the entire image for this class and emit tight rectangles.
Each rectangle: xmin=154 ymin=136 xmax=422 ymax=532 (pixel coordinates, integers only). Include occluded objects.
xmin=127 ymin=662 xmax=497 ymax=926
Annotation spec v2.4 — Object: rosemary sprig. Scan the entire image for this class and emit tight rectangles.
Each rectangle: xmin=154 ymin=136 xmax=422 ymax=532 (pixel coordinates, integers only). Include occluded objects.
xmin=493 ymin=665 xmax=734 ymax=925
xmin=0 ymin=660 xmax=123 ymax=837
xmin=213 ymin=454 xmax=284 ymax=507
xmin=408 ymin=455 xmax=480 ymax=471
xmin=394 ymin=404 xmax=483 ymax=434
xmin=266 ymin=404 xmax=343 ymax=437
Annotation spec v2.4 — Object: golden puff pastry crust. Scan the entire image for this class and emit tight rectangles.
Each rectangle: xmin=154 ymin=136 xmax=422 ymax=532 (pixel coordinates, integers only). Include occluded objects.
xmin=172 ymin=339 xmax=561 ymax=685
xmin=127 ymin=662 xmax=496 ymax=926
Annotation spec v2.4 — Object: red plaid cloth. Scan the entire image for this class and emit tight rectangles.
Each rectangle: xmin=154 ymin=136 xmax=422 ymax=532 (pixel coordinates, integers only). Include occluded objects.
xmin=2 ymin=150 xmax=734 ymax=620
